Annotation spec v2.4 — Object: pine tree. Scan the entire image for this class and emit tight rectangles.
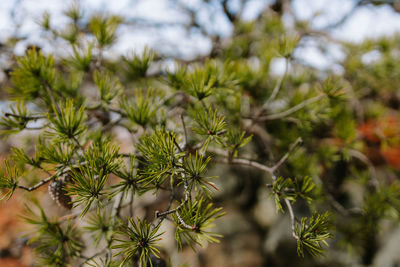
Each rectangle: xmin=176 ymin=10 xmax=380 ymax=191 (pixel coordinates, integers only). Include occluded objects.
xmin=0 ymin=1 xmax=400 ymax=266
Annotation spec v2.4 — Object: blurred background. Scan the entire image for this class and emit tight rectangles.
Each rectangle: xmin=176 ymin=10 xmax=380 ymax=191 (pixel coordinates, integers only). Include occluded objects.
xmin=1 ymin=0 xmax=400 ymax=266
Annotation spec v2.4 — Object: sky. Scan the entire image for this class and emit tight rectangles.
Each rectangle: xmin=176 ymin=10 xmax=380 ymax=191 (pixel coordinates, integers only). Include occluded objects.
xmin=0 ymin=0 xmax=400 ymax=69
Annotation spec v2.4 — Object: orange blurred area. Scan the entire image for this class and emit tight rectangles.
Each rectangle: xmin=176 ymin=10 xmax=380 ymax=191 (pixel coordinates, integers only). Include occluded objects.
xmin=358 ymin=115 xmax=399 ymax=143
xmin=358 ymin=114 xmax=400 ymax=169
xmin=381 ymin=146 xmax=400 ymax=168
xmin=0 ymin=194 xmax=34 ymax=266
xmin=0 ymin=197 xmax=22 ymax=248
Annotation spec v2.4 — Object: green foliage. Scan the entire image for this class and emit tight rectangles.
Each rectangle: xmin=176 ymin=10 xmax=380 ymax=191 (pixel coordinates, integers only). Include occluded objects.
xmin=183 ymin=152 xmax=217 ymax=195
xmin=166 ymin=63 xmax=187 ymax=91
xmin=10 ymin=49 xmax=56 ymax=101
xmin=363 ymin=182 xmax=400 ymax=228
xmin=89 ymin=15 xmax=123 ymax=48
xmin=295 ymin=212 xmax=333 ymax=258
xmin=67 ymin=161 xmax=109 ymax=216
xmin=65 ymin=44 xmax=93 ymax=72
xmin=183 ymin=66 xmax=216 ymax=100
xmin=122 ymin=47 xmax=157 ymax=79
xmin=23 ymin=202 xmax=84 ymax=266
xmin=83 ymin=140 xmax=122 ymax=176
xmin=136 ymin=129 xmax=185 ymax=188
xmin=276 ymin=34 xmax=299 ymax=58
xmin=0 ymin=101 xmax=35 ymax=134
xmin=111 ymin=155 xmax=141 ymax=196
xmin=64 ymin=2 xmax=83 ymax=23
xmin=191 ymin=107 xmax=226 ymax=150
xmin=0 ymin=161 xmax=19 ymax=200
xmin=39 ymin=11 xmax=51 ymax=30
xmin=112 ymin=218 xmax=163 ymax=267
xmin=84 ymin=210 xmax=115 ymax=246
xmin=121 ymin=89 xmax=158 ymax=127
xmin=11 ymin=146 xmax=41 ymax=168
xmin=93 ymin=70 xmax=123 ymax=104
xmin=271 ymin=177 xmax=296 ymax=212
xmin=271 ymin=176 xmax=316 ymax=212
xmin=37 ymin=140 xmax=75 ymax=165
xmin=2 ymin=2 xmax=400 ymax=266
xmin=47 ymin=100 xmax=86 ymax=142
xmin=173 ymin=197 xmax=224 ymax=250
xmin=319 ymin=76 xmax=346 ymax=100
xmin=218 ymin=128 xmax=252 ymax=157
xmin=293 ymin=176 xmax=316 ymax=203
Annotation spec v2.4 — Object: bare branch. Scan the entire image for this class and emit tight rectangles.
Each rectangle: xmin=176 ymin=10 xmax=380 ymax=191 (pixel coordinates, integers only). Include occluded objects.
xmin=4 ymin=113 xmax=47 ymax=120
xmin=246 ymin=58 xmax=289 ymax=132
xmin=37 ymin=74 xmax=61 ymax=115
xmin=181 ymin=114 xmax=188 ymax=147
xmin=175 ymin=210 xmax=192 ymax=229
xmin=213 ymin=157 xmax=273 ymax=174
xmin=271 ymin=137 xmax=302 ymax=173
xmin=263 ymin=57 xmax=289 ymax=109
xmin=155 ymin=177 xmax=190 ymax=228
xmin=18 ymin=175 xmax=54 ymax=191
xmin=258 ymin=94 xmax=325 ymax=121
xmin=284 ymin=198 xmax=299 ymax=240
xmin=222 ymin=0 xmax=236 ymax=23
xmin=348 ymin=149 xmax=379 ymax=188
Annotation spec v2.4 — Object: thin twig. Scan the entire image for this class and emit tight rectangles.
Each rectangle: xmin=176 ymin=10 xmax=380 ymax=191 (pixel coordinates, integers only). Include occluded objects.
xmin=246 ymin=58 xmax=289 ymax=132
xmin=112 ymin=191 xmax=125 ymax=218
xmin=153 ymin=189 xmax=175 ymax=229
xmin=79 ymin=249 xmax=106 ymax=267
xmin=24 ymin=126 xmax=46 ymax=130
xmin=270 ymin=137 xmax=302 ymax=173
xmin=72 ymin=136 xmax=85 ymax=151
xmin=37 ymin=75 xmax=61 ymax=115
xmin=348 ymin=149 xmax=379 ymax=188
xmin=17 ymin=175 xmax=54 ymax=191
xmin=153 ymin=175 xmax=177 ymax=228
xmin=326 ymin=194 xmax=363 ymax=216
xmin=175 ymin=210 xmax=192 ymax=229
xmin=213 ymin=157 xmax=273 ymax=174
xmin=222 ymin=0 xmax=236 ymax=22
xmin=213 ymin=136 xmax=303 ymax=240
xmin=108 ymin=107 xmax=127 ymax=117
xmin=95 ymin=46 xmax=103 ymax=70
xmin=181 ymin=114 xmax=188 ymax=147
xmin=4 ymin=113 xmax=47 ymax=120
xmin=263 ymin=58 xmax=289 ymax=109
xmin=154 ymin=177 xmax=189 ymax=228
xmin=212 ymin=136 xmax=302 ymax=180
xmin=258 ymin=94 xmax=325 ymax=121
xmin=129 ymin=191 xmax=134 ymax=218
xmin=172 ymin=135 xmax=183 ymax=153
xmin=58 ymin=201 xmax=130 ymax=223
xmin=284 ymin=198 xmax=299 ymax=239
xmin=265 ymin=183 xmax=296 ymax=193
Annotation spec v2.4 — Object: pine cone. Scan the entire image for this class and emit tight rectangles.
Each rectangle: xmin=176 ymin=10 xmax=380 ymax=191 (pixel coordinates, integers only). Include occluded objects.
xmin=48 ymin=175 xmax=72 ymax=209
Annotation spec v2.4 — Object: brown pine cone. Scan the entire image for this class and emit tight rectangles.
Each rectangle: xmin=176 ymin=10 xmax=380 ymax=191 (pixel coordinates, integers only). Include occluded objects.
xmin=48 ymin=175 xmax=72 ymax=209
